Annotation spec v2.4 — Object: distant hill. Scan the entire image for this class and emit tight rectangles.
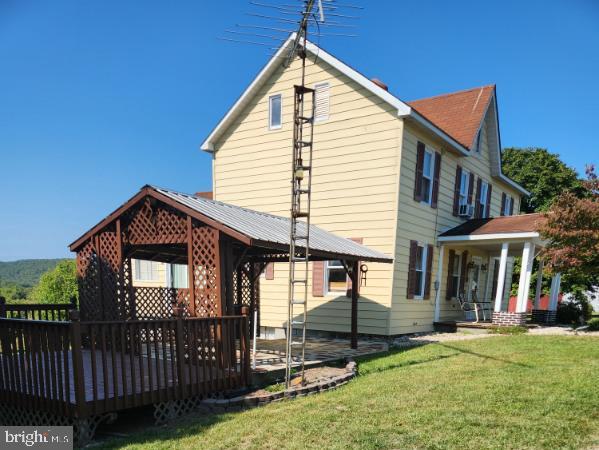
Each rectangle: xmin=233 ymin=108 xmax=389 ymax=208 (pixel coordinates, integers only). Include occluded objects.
xmin=0 ymin=259 xmax=68 ymax=288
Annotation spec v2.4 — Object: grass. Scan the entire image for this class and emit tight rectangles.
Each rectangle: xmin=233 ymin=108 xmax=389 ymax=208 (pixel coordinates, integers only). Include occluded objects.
xmin=487 ymin=325 xmax=529 ymax=335
xmin=97 ymin=336 xmax=599 ymax=450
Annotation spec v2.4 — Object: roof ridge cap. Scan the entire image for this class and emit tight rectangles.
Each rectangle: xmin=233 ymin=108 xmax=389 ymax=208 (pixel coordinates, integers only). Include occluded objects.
xmin=408 ymin=84 xmax=495 ymax=103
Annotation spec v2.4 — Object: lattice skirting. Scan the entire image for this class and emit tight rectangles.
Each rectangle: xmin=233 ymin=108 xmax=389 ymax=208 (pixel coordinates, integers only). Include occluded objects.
xmin=492 ymin=311 xmax=527 ymax=326
xmin=153 ymin=395 xmax=206 ymax=425
xmin=0 ymin=404 xmax=116 ymax=447
xmin=531 ymin=309 xmax=557 ymax=324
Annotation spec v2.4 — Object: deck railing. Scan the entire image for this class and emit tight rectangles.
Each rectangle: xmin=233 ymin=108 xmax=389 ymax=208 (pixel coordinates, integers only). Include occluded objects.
xmin=0 ymin=296 xmax=77 ymax=321
xmin=0 ymin=312 xmax=250 ymax=419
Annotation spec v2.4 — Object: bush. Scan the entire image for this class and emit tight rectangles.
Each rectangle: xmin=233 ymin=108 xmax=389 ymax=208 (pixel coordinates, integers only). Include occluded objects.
xmin=587 ymin=318 xmax=599 ymax=331
xmin=557 ymin=292 xmax=594 ymax=325
xmin=30 ymin=260 xmax=78 ymax=304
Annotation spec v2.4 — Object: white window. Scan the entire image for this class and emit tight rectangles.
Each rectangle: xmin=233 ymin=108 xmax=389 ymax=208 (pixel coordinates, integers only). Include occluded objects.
xmin=170 ymin=264 xmax=188 ymax=289
xmin=269 ymin=94 xmax=282 ymax=129
xmin=474 ymin=130 xmax=482 ymax=153
xmin=479 ymin=181 xmax=489 ymax=218
xmin=503 ymin=196 xmax=513 ymax=216
xmin=421 ymin=149 xmax=435 ymax=205
xmin=314 ymin=82 xmax=330 ymax=122
xmin=414 ymin=244 xmax=428 ymax=298
xmin=134 ymin=259 xmax=160 ymax=282
xmin=459 ymin=169 xmax=470 ymax=207
xmin=325 ymin=260 xmax=346 ymax=294
xmin=449 ymin=253 xmax=462 ymax=299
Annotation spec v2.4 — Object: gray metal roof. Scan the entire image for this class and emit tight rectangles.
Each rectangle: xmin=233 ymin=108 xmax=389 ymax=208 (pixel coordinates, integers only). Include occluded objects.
xmin=153 ymin=186 xmax=392 ymax=263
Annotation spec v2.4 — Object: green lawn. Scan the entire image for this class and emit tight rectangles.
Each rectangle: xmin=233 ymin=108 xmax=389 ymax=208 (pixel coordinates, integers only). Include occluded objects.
xmin=98 ymin=336 xmax=599 ymax=450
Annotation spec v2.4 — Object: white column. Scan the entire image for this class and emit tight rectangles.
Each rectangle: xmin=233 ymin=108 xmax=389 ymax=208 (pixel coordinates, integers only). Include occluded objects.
xmin=548 ymin=272 xmax=561 ymax=311
xmin=494 ymin=243 xmax=509 ymax=312
xmin=434 ymin=245 xmax=445 ymax=323
xmin=516 ymin=241 xmax=535 ymax=313
xmin=533 ymin=259 xmax=544 ymax=309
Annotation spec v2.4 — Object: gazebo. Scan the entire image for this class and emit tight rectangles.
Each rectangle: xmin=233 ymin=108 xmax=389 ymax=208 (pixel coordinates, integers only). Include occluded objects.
xmin=0 ymin=185 xmax=391 ymax=443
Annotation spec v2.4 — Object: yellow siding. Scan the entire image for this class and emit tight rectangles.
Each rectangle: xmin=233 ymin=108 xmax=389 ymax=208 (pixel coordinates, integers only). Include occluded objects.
xmin=213 ymin=54 xmax=400 ymax=335
xmin=390 ymin=107 xmax=522 ymax=334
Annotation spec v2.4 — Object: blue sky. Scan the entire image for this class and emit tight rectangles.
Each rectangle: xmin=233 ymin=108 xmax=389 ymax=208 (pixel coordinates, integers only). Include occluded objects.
xmin=1 ymin=0 xmax=597 ymax=261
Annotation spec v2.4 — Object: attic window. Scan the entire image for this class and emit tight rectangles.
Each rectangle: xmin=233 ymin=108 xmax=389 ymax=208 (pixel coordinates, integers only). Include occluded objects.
xmin=473 ymin=130 xmax=482 ymax=153
xmin=314 ymin=82 xmax=330 ymax=122
xmin=269 ymin=94 xmax=282 ymax=130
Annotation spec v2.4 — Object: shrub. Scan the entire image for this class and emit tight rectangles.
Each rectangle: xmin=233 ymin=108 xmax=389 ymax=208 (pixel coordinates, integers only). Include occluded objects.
xmin=587 ymin=318 xmax=599 ymax=331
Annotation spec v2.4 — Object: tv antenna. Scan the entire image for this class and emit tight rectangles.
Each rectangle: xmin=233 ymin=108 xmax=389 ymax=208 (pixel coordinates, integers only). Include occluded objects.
xmin=219 ymin=0 xmax=362 ymax=389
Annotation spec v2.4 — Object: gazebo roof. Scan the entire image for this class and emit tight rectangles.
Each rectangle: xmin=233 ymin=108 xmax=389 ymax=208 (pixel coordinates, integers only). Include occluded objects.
xmin=70 ymin=185 xmax=393 ymax=263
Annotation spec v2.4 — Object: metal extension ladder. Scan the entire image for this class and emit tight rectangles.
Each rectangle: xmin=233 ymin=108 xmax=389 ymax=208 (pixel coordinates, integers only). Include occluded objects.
xmin=285 ymin=83 xmax=315 ymax=388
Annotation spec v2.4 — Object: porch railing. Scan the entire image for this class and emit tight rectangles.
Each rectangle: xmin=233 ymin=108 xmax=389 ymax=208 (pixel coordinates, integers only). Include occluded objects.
xmin=0 ymin=313 xmax=250 ymax=418
xmin=0 ymin=296 xmax=77 ymax=321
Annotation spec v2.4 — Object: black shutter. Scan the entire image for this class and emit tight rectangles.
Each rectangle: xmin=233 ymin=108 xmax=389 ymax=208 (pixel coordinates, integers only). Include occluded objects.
xmin=431 ymin=152 xmax=441 ymax=208
xmin=509 ymin=196 xmax=515 ymax=215
xmin=486 ymin=184 xmax=493 ymax=218
xmin=501 ymin=193 xmax=507 ymax=216
xmin=414 ymin=142 xmax=425 ymax=202
xmin=453 ymin=166 xmax=462 ymax=216
xmin=446 ymin=249 xmax=455 ymax=300
xmin=459 ymin=250 xmax=469 ymax=296
xmin=407 ymin=240 xmax=418 ymax=299
xmin=424 ymin=244 xmax=433 ymax=300
xmin=474 ymin=178 xmax=482 ymax=218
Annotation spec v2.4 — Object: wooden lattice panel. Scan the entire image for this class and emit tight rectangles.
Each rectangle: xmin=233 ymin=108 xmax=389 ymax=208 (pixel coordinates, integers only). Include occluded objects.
xmin=191 ymin=226 xmax=220 ymax=317
xmin=134 ymin=287 xmax=176 ymax=319
xmin=126 ymin=198 xmax=187 ymax=245
xmin=98 ymin=231 xmax=121 ymax=320
xmin=77 ymin=239 xmax=101 ymax=321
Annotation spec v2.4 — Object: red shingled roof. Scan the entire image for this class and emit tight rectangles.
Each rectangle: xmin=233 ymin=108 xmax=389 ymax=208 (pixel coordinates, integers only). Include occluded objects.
xmin=439 ymin=213 xmax=546 ymax=237
xmin=407 ymin=85 xmax=495 ymax=150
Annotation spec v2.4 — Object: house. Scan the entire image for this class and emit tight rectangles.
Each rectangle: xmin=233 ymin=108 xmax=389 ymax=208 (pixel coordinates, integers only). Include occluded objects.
xmin=200 ymin=35 xmax=560 ymax=336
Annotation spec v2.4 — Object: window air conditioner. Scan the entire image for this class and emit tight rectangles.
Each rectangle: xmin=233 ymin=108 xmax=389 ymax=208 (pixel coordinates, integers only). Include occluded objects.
xmin=458 ymin=203 xmax=474 ymax=218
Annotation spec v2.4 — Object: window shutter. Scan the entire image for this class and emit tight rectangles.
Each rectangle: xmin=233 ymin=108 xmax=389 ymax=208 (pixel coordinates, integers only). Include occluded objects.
xmin=424 ymin=244 xmax=433 ymax=299
xmin=431 ymin=152 xmax=441 ymax=208
xmin=446 ymin=249 xmax=455 ymax=300
xmin=453 ymin=166 xmax=462 ymax=216
xmin=509 ymin=196 xmax=515 ymax=215
xmin=485 ymin=184 xmax=493 ymax=218
xmin=467 ymin=173 xmax=475 ymax=210
xmin=474 ymin=178 xmax=482 ymax=218
xmin=265 ymin=263 xmax=274 ymax=280
xmin=501 ymin=193 xmax=507 ymax=216
xmin=312 ymin=261 xmax=325 ymax=297
xmin=413 ymin=142 xmax=425 ymax=202
xmin=346 ymin=238 xmax=363 ymax=297
xmin=406 ymin=240 xmax=418 ymax=299
xmin=459 ymin=250 xmax=468 ymax=296
xmin=314 ymin=83 xmax=330 ymax=121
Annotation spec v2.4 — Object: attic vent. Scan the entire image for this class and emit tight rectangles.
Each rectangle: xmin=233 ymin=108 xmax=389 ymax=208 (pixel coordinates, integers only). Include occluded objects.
xmin=314 ymin=82 xmax=330 ymax=122
xmin=371 ymin=78 xmax=388 ymax=91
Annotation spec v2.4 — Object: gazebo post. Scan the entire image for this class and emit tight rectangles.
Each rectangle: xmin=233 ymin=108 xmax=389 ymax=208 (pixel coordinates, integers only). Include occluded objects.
xmin=350 ymin=260 xmax=359 ymax=350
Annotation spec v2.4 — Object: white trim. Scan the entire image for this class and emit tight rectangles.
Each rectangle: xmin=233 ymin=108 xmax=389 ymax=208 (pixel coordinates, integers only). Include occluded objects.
xmin=413 ymin=243 xmax=428 ymax=300
xmin=438 ymin=232 xmax=540 ymax=242
xmin=313 ymin=81 xmax=330 ymax=122
xmin=494 ymin=243 xmax=509 ymax=312
xmin=516 ymin=242 xmax=535 ymax=313
xmin=268 ymin=93 xmax=282 ymax=130
xmin=420 ymin=147 xmax=435 ymax=206
xmin=324 ymin=259 xmax=346 ymax=296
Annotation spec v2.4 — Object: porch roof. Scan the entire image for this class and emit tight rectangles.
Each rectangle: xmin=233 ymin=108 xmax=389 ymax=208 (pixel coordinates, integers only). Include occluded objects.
xmin=69 ymin=185 xmax=393 ymax=263
xmin=438 ymin=213 xmax=545 ymax=242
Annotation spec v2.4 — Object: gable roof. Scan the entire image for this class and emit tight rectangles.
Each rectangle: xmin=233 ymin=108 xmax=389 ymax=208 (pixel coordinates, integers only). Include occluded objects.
xmin=199 ymin=33 xmax=528 ymax=196
xmin=69 ymin=185 xmax=392 ymax=263
xmin=408 ymin=85 xmax=495 ymax=150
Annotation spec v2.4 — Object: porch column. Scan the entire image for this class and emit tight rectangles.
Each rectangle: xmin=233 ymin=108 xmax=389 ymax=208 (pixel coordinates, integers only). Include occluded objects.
xmin=350 ymin=260 xmax=359 ymax=349
xmin=433 ymin=245 xmax=445 ymax=323
xmin=533 ymin=259 xmax=545 ymax=309
xmin=516 ymin=241 xmax=535 ymax=313
xmin=494 ymin=243 xmax=509 ymax=312
xmin=549 ymin=272 xmax=561 ymax=311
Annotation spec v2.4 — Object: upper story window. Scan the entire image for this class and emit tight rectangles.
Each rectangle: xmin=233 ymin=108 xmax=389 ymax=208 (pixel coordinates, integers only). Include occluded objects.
xmin=449 ymin=253 xmax=462 ymax=299
xmin=134 ymin=259 xmax=160 ymax=282
xmin=269 ymin=94 xmax=282 ymax=130
xmin=421 ymin=149 xmax=435 ymax=205
xmin=502 ymin=193 xmax=514 ymax=216
xmin=414 ymin=244 xmax=427 ymax=298
xmin=325 ymin=260 xmax=346 ymax=294
xmin=473 ymin=130 xmax=482 ymax=154
xmin=478 ymin=180 xmax=490 ymax=218
xmin=459 ymin=169 xmax=470 ymax=208
xmin=314 ymin=82 xmax=330 ymax=122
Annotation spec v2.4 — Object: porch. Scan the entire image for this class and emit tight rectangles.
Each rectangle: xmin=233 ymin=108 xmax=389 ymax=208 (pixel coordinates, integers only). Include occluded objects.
xmin=434 ymin=214 xmax=560 ymax=327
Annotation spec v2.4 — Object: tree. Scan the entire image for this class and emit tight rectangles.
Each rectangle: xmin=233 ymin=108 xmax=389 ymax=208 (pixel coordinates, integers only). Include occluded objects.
xmin=30 ymin=260 xmax=78 ymax=304
xmin=502 ymin=148 xmax=584 ymax=213
xmin=541 ymin=165 xmax=599 ymax=280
